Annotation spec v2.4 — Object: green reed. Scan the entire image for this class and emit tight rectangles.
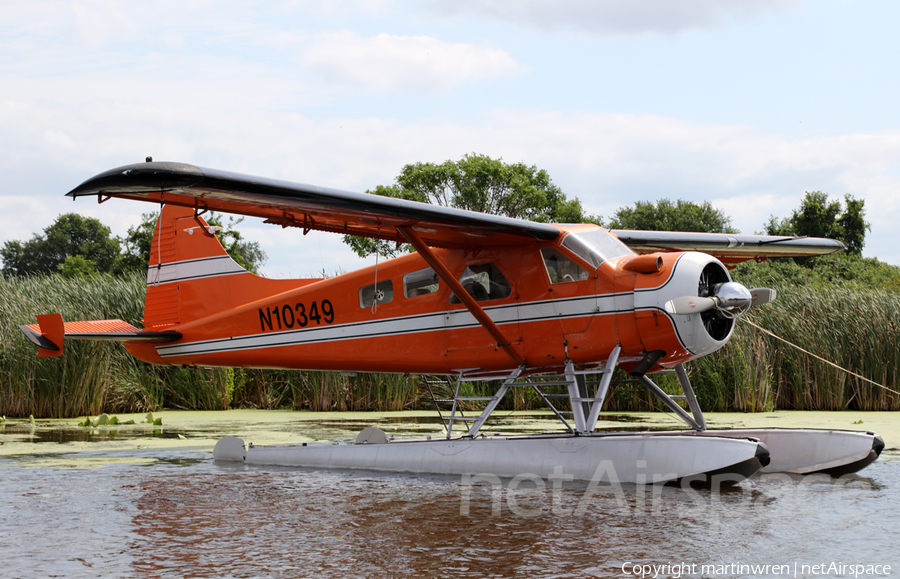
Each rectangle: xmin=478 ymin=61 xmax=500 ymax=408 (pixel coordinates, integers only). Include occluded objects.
xmin=4 ymin=273 xmax=898 ymax=417
xmin=688 ymin=284 xmax=900 ymax=411
xmin=0 ymin=273 xmax=145 ymax=417
xmin=287 ymin=371 xmax=420 ymax=412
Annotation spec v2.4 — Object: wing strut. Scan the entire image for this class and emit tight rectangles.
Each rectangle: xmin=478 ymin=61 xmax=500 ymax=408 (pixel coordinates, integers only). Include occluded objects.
xmin=397 ymin=225 xmax=525 ymax=367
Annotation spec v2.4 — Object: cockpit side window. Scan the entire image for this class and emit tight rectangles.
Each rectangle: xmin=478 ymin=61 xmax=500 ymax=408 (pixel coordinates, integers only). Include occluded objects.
xmin=449 ymin=263 xmax=512 ymax=304
xmin=403 ymin=267 xmax=439 ymax=298
xmin=541 ymin=248 xmax=589 ymax=284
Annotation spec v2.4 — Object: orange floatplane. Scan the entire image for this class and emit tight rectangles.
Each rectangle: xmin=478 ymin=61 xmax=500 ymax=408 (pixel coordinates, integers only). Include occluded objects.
xmin=21 ymin=161 xmax=883 ymax=484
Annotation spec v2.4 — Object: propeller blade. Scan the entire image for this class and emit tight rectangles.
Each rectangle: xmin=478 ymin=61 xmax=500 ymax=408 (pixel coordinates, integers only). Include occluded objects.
xmin=749 ymin=287 xmax=777 ymax=307
xmin=664 ymin=296 xmax=717 ymax=315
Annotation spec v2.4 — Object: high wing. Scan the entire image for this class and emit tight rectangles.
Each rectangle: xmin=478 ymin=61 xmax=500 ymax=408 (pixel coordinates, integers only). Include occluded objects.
xmin=67 ymin=161 xmax=560 ymax=249
xmin=611 ymin=230 xmax=845 ymax=264
xmin=67 ymin=161 xmax=845 ymax=260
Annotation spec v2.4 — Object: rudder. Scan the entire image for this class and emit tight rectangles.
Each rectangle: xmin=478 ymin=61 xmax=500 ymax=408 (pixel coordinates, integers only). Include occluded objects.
xmin=143 ymin=205 xmax=248 ymax=328
xmin=142 ymin=205 xmax=312 ymax=330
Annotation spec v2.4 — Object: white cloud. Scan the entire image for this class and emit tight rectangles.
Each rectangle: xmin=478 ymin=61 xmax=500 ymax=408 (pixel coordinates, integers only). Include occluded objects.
xmin=300 ymin=31 xmax=521 ymax=94
xmin=426 ymin=0 xmax=804 ymax=37
xmin=1 ymin=0 xmax=896 ymax=271
xmin=4 ymin=103 xmax=899 ymax=274
xmin=0 ymin=1 xmax=391 ymax=50
xmin=279 ymin=0 xmax=394 ymax=20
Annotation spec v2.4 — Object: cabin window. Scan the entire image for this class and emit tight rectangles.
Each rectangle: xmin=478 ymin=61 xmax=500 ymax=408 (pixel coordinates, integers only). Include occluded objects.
xmin=541 ymin=248 xmax=589 ymax=284
xmin=562 ymin=229 xmax=633 ymax=267
xmin=359 ymin=280 xmax=394 ymax=308
xmin=404 ymin=267 xmax=439 ymax=298
xmin=449 ymin=263 xmax=512 ymax=304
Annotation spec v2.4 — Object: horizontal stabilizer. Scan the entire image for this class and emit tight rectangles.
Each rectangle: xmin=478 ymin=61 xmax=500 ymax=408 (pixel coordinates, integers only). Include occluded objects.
xmin=20 ymin=316 xmax=181 ymax=357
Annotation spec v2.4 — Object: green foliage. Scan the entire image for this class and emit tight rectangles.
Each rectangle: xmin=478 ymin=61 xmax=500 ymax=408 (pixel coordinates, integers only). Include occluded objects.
xmin=765 ymin=192 xmax=869 ymax=255
xmin=117 ymin=212 xmax=157 ymax=273
xmin=683 ymin=263 xmax=900 ymax=411
xmin=57 ymin=255 xmax=99 ymax=279
xmin=165 ymin=367 xmax=234 ymax=410
xmin=1 ymin=214 xmax=120 ymax=276
xmin=3 ymin=211 xmax=266 ymax=277
xmin=731 ymin=252 xmax=900 ymax=292
xmin=77 ymin=413 xmax=132 ymax=427
xmin=344 ymin=153 xmax=598 ymax=258
xmin=607 ymin=198 xmax=738 ymax=233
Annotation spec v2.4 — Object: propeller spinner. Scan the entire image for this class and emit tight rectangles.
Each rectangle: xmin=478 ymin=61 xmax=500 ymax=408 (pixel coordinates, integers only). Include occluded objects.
xmin=664 ymin=282 xmax=775 ymax=317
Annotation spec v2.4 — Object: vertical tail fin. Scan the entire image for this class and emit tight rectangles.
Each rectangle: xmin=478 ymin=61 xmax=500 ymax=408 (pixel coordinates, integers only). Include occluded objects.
xmin=143 ymin=205 xmax=249 ymax=328
xmin=142 ymin=205 xmax=314 ymax=330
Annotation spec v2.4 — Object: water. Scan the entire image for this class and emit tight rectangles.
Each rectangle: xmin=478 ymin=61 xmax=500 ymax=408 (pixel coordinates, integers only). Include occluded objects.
xmin=2 ymin=412 xmax=899 ymax=578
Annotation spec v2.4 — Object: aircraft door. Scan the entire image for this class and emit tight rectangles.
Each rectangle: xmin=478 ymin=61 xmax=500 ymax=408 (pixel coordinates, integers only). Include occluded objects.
xmin=539 ymin=247 xmax=597 ymax=337
xmin=444 ymin=259 xmax=522 ymax=363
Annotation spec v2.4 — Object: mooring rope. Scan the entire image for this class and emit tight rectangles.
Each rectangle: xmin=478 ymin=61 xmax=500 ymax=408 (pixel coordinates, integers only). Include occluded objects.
xmin=740 ymin=317 xmax=900 ymax=397
xmin=153 ymin=196 xmax=164 ymax=287
xmin=371 ymin=225 xmax=380 ymax=315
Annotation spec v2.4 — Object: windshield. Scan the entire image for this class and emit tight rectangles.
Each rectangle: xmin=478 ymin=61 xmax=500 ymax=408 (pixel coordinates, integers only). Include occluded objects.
xmin=562 ymin=229 xmax=633 ymax=268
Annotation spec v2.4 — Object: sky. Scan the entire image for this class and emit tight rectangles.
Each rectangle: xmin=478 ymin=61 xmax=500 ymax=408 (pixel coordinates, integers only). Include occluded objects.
xmin=2 ymin=0 xmax=899 ymax=277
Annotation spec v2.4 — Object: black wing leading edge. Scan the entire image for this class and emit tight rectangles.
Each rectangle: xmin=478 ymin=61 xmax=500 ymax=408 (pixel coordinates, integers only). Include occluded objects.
xmin=67 ymin=161 xmax=561 ymax=249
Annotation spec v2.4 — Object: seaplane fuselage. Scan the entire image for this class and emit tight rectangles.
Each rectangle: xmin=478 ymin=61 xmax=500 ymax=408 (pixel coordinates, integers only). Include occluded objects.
xmin=125 ymin=206 xmax=735 ymax=377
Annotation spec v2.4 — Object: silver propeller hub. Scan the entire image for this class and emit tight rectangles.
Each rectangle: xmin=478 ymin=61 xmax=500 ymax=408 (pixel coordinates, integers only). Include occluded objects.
xmin=713 ymin=282 xmax=752 ymax=315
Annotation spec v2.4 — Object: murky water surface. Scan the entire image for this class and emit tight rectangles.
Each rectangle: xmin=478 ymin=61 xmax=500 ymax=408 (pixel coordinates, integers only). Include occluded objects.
xmin=2 ymin=411 xmax=899 ymax=578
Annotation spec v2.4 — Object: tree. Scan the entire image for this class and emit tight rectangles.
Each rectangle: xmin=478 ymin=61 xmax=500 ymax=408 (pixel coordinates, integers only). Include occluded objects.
xmin=1 ymin=213 xmax=120 ymax=276
xmin=606 ymin=198 xmax=738 ymax=233
xmin=765 ymin=192 xmax=869 ymax=255
xmin=117 ymin=212 xmax=157 ymax=273
xmin=57 ymin=255 xmax=99 ymax=279
xmin=117 ymin=211 xmax=267 ymax=274
xmin=344 ymin=153 xmax=598 ymax=258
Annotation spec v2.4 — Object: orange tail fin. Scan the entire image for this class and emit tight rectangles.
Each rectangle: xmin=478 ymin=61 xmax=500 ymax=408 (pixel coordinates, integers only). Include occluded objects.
xmin=142 ymin=205 xmax=311 ymax=329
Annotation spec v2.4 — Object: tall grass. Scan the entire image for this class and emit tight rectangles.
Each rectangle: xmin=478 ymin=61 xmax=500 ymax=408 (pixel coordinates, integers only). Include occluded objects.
xmin=0 ymin=273 xmax=144 ymax=417
xmin=755 ymin=285 xmax=900 ymax=410
xmin=289 ymin=371 xmax=420 ymax=411
xmin=687 ymin=284 xmax=900 ymax=411
xmin=3 ymin=273 xmax=898 ymax=417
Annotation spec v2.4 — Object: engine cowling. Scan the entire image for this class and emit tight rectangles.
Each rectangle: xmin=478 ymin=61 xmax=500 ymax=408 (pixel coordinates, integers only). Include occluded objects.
xmin=633 ymin=252 xmax=739 ymax=358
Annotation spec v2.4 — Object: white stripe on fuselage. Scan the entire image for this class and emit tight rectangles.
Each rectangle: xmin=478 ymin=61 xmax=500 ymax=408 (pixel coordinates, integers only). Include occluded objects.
xmin=154 ymin=291 xmax=668 ymax=359
xmin=146 ymin=256 xmax=247 ymax=285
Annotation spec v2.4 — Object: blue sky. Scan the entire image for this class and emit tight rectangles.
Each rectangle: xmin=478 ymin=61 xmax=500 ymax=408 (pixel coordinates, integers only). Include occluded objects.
xmin=2 ymin=0 xmax=898 ymax=277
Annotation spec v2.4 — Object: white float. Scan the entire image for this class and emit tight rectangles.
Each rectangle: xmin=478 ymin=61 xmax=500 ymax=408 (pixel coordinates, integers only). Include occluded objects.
xmin=214 ymin=431 xmax=769 ymax=485
xmin=697 ymin=428 xmax=883 ymax=475
xmin=213 ymin=359 xmax=883 ymax=483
